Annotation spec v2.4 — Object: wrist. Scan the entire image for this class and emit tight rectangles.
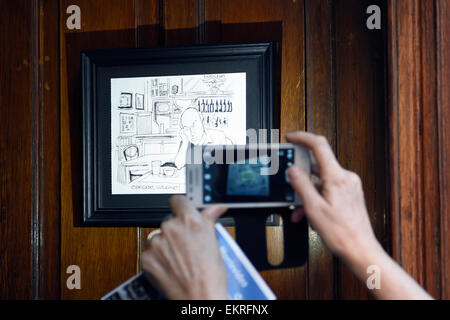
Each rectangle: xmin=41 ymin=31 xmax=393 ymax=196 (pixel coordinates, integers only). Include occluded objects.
xmin=340 ymin=234 xmax=386 ymax=280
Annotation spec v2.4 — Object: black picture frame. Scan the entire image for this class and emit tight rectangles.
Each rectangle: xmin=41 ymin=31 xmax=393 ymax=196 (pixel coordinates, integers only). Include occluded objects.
xmin=82 ymin=43 xmax=275 ymax=226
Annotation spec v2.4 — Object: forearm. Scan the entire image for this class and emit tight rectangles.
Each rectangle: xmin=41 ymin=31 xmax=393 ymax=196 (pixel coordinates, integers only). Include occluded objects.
xmin=285 ymin=131 xmax=433 ymax=300
xmin=342 ymin=238 xmax=433 ymax=300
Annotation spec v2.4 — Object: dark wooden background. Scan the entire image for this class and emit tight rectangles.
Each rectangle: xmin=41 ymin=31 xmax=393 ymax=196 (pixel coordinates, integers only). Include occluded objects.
xmin=0 ymin=0 xmax=448 ymax=300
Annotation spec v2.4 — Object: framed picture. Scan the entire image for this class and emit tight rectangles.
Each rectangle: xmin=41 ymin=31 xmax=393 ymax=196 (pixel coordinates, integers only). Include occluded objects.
xmin=119 ymin=113 xmax=136 ymax=134
xmin=135 ymin=93 xmax=144 ymax=110
xmin=82 ymin=43 xmax=275 ymax=226
xmin=119 ymin=92 xmax=133 ymax=108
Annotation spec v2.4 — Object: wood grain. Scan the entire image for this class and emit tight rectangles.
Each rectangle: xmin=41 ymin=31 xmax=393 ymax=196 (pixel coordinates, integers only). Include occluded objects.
xmin=334 ymin=0 xmax=386 ymax=299
xmin=38 ymin=0 xmax=62 ymax=299
xmin=59 ymin=0 xmax=138 ymax=299
xmin=387 ymin=0 xmax=450 ymax=299
xmin=137 ymin=0 xmax=161 ymax=47
xmin=389 ymin=0 xmax=421 ymax=288
xmin=398 ymin=0 xmax=424 ymax=285
xmin=436 ymin=0 xmax=450 ymax=300
xmin=304 ymin=0 xmax=336 ymax=299
xmin=0 ymin=0 xmax=33 ymax=299
xmin=419 ymin=0 xmax=442 ymax=298
xmin=164 ymin=0 xmax=199 ymax=45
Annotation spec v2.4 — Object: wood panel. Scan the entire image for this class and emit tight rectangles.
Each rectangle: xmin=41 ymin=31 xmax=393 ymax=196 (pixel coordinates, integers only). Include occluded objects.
xmin=387 ymin=0 xmax=449 ymax=299
xmin=419 ymin=0 xmax=442 ymax=298
xmin=304 ymin=0 xmax=336 ymax=300
xmin=0 ymin=0 xmax=34 ymax=299
xmin=59 ymin=0 xmax=138 ymax=299
xmin=436 ymin=0 xmax=450 ymax=300
xmin=37 ymin=0 xmax=61 ymax=299
xmin=164 ymin=0 xmax=198 ymax=45
xmin=334 ymin=0 xmax=386 ymax=299
xmin=137 ymin=0 xmax=161 ymax=47
xmin=305 ymin=0 xmax=388 ymax=300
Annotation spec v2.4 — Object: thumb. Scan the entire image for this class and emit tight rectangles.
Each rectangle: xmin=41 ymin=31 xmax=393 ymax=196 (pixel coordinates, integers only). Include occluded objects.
xmin=288 ymin=165 xmax=326 ymax=213
xmin=201 ymin=205 xmax=228 ymax=226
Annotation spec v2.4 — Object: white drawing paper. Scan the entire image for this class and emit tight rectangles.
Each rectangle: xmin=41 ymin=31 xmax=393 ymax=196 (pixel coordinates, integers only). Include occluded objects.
xmin=111 ymin=73 xmax=247 ymax=195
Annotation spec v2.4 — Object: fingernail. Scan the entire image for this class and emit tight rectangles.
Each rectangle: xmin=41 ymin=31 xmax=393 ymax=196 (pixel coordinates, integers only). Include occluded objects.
xmin=288 ymin=165 xmax=302 ymax=177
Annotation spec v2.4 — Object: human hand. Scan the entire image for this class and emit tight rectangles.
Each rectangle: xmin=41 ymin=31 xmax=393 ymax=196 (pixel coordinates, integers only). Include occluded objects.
xmin=286 ymin=131 xmax=378 ymax=261
xmin=141 ymin=196 xmax=229 ymax=300
xmin=286 ymin=131 xmax=433 ymax=300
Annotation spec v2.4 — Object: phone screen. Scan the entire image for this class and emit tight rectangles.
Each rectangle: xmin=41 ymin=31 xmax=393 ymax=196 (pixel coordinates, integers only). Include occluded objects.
xmin=202 ymin=147 xmax=295 ymax=204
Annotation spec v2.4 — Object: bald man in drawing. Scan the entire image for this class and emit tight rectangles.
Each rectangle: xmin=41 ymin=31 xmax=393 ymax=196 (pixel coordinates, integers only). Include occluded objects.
xmin=173 ymin=107 xmax=232 ymax=169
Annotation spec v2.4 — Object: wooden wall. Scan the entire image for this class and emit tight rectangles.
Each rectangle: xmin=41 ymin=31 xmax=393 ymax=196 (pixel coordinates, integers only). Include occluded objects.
xmin=387 ymin=0 xmax=450 ymax=299
xmin=0 ymin=0 xmax=34 ymax=299
xmin=2 ymin=0 xmax=446 ymax=300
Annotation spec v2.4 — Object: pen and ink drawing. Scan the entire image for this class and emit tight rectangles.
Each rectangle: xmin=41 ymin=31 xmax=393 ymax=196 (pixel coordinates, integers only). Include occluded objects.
xmin=120 ymin=113 xmax=136 ymax=134
xmin=119 ymin=92 xmax=133 ymax=108
xmin=135 ymin=93 xmax=144 ymax=110
xmin=111 ymin=73 xmax=247 ymax=195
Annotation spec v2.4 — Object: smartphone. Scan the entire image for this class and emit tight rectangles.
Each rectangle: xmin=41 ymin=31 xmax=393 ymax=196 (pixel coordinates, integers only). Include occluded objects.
xmin=186 ymin=143 xmax=311 ymax=209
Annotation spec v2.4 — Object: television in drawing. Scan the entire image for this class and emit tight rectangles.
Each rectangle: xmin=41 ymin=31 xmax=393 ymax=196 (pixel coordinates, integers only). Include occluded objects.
xmin=111 ymin=73 xmax=247 ymax=195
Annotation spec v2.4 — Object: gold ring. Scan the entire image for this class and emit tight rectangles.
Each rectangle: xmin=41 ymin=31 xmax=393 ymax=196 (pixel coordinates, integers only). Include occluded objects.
xmin=146 ymin=229 xmax=162 ymax=246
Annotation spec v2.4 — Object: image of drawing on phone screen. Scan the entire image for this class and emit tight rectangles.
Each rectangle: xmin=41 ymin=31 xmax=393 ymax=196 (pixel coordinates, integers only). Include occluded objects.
xmin=186 ymin=143 xmax=311 ymax=209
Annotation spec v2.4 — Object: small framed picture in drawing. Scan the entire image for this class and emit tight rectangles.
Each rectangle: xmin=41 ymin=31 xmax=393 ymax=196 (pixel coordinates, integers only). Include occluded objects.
xmin=135 ymin=93 xmax=144 ymax=110
xmin=81 ymin=43 xmax=275 ymax=226
xmin=119 ymin=92 xmax=133 ymax=108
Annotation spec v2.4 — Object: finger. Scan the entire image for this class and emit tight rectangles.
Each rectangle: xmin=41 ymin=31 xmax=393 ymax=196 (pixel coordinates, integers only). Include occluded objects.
xmin=141 ymin=251 xmax=168 ymax=281
xmin=148 ymin=234 xmax=172 ymax=265
xmin=201 ymin=205 xmax=228 ymax=226
xmin=141 ymin=251 xmax=175 ymax=298
xmin=288 ymin=165 xmax=327 ymax=214
xmin=158 ymin=221 xmax=193 ymax=282
xmin=146 ymin=229 xmax=162 ymax=247
xmin=291 ymin=207 xmax=305 ymax=223
xmin=168 ymin=195 xmax=200 ymax=221
xmin=286 ymin=131 xmax=342 ymax=180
